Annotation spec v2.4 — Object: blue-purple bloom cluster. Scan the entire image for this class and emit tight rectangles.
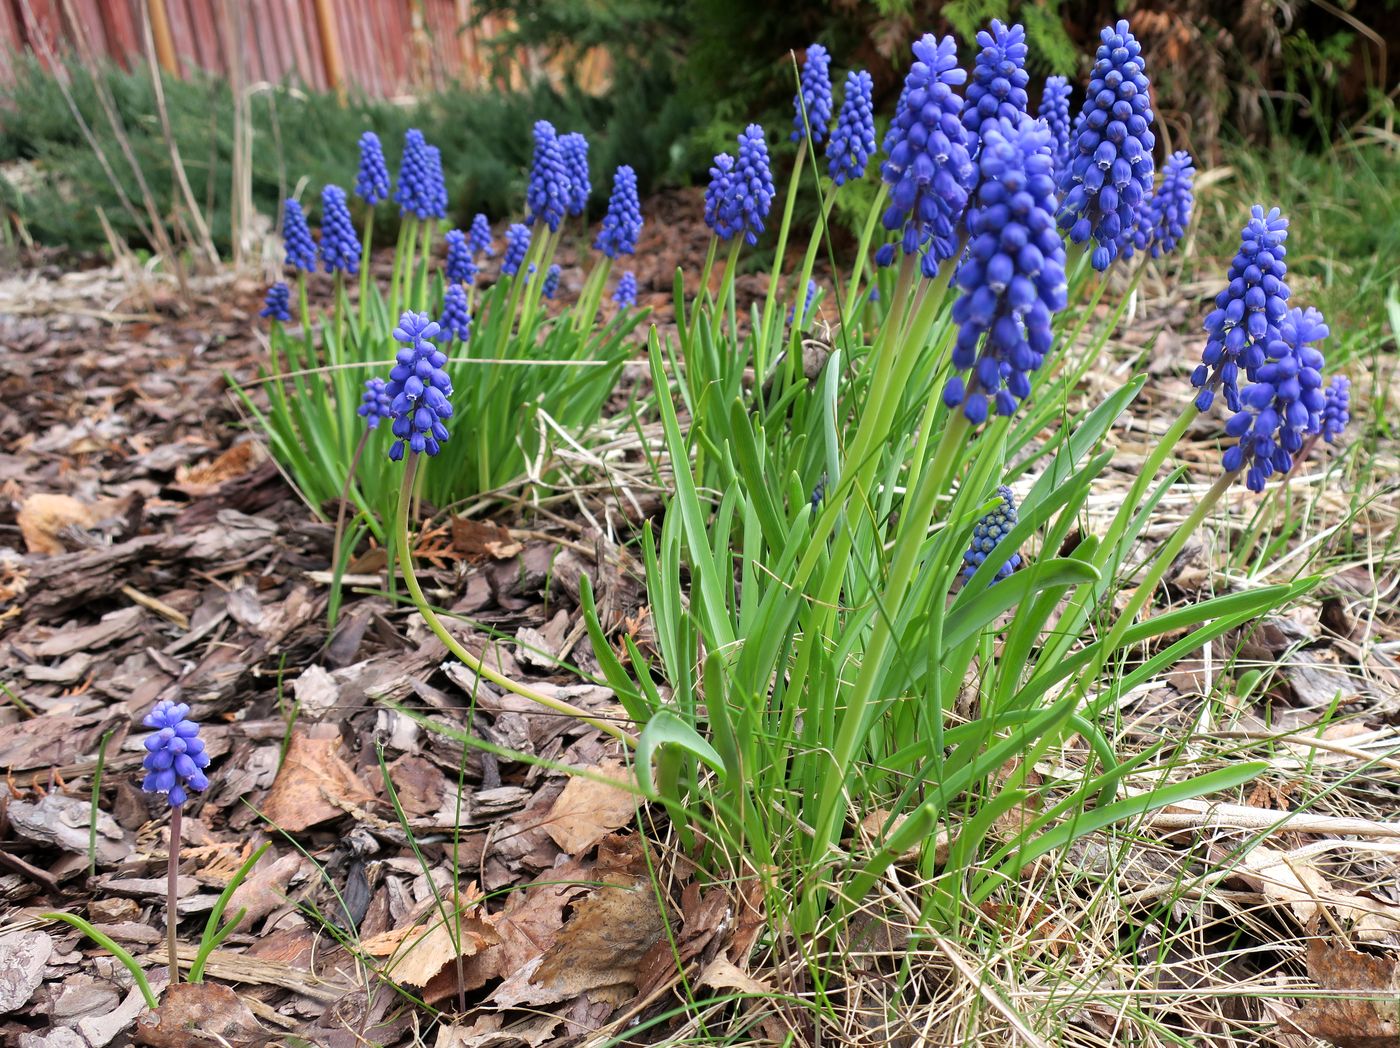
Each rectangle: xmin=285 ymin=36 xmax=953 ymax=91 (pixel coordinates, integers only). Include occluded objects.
xmin=878 ymin=34 xmax=973 ymax=276
xmin=1037 ymin=76 xmax=1072 ymax=175
xmin=943 ymin=116 xmax=1066 ymax=424
xmin=792 ymin=43 xmax=833 ymax=143
xmin=1321 ymin=375 xmax=1350 ymax=443
xmin=1191 ymin=205 xmax=1290 ymax=412
xmin=613 ymin=270 xmax=638 ymax=308
xmin=704 ymin=126 xmax=774 ymax=245
xmin=1132 ymin=150 xmax=1195 ymax=258
xmin=394 ymin=130 xmax=448 ymax=220
xmin=260 ymin=282 xmax=291 ymax=322
xmin=141 ymin=700 xmax=210 ymax=809
xmin=470 ymin=213 xmax=495 ymax=258
xmin=386 ymin=312 xmax=452 ymax=460
xmin=790 ymin=279 xmax=818 ymax=324
xmin=318 ymin=185 xmax=360 ymax=276
xmin=595 ymin=165 xmax=642 ymax=258
xmin=1056 ymin=20 xmax=1155 ymax=271
xmin=826 ymin=70 xmax=876 ymax=186
xmin=444 ymin=228 xmax=477 ymax=285
xmin=358 ymin=377 xmax=391 ymax=430
xmin=963 ymin=486 xmax=1022 ymax=582
xmin=526 ymin=121 xmax=571 ymax=233
xmin=560 ymin=132 xmax=591 ymax=216
xmin=355 ymin=131 xmax=391 ymax=206
xmin=438 ymin=284 xmax=473 ymax=342
xmin=502 ymin=223 xmax=531 ymax=276
xmin=542 ymin=264 xmax=561 ymax=300
xmin=962 ymin=21 xmax=1029 ymax=149
xmin=283 ymin=199 xmax=317 ymax=272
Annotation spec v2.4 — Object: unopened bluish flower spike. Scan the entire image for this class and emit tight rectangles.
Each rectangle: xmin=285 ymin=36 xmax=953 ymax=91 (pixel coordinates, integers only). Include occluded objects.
xmin=355 ymin=131 xmax=391 ymax=205
xmin=826 ymin=70 xmax=875 ymax=186
xmin=439 ymin=284 xmax=473 ymax=342
xmin=526 ymin=121 xmax=570 ymax=233
xmin=962 ymin=21 xmax=1030 ymax=153
xmin=358 ymin=377 xmax=391 ymax=430
xmin=469 ymin=213 xmax=494 ymax=258
xmin=1132 ymin=150 xmax=1194 ymax=258
xmin=423 ymin=146 xmax=448 ymax=219
xmin=1321 ymin=375 xmax=1350 ymax=443
xmin=1191 ymin=205 xmax=1290 ymax=413
xmin=319 ymin=185 xmax=360 ymax=276
xmin=282 ymin=198 xmax=317 ymax=272
xmin=613 ymin=270 xmax=637 ymax=308
xmin=943 ymin=115 xmax=1066 ymax=424
xmin=560 ymin=132 xmax=590 ymax=216
xmin=595 ymin=165 xmax=642 ymax=258
xmin=394 ymin=129 xmax=447 ymax=220
xmin=260 ymin=282 xmax=291 ymax=322
xmin=879 ymin=34 xmax=974 ymax=275
xmin=792 ymin=43 xmax=833 ymax=144
xmin=141 ymin=700 xmax=210 ymax=809
xmin=704 ymin=153 xmax=738 ymax=239
xmin=386 ymin=311 xmax=452 ymax=460
xmin=1037 ymin=76 xmax=1072 ymax=175
xmin=541 ymin=264 xmax=561 ymax=300
xmin=1056 ymin=20 xmax=1156 ymax=271
xmin=502 ymin=223 xmax=531 ymax=277
xmin=963 ymin=486 xmax=1022 ymax=582
xmin=789 ymin=280 xmax=818 ymax=323
xmin=444 ymin=228 xmax=477 ymax=285
xmin=1223 ymin=305 xmax=1327 ymax=491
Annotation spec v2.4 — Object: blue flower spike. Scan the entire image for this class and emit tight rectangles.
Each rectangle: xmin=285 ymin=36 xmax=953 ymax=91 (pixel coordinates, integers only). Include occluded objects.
xmin=879 ymin=34 xmax=974 ymax=275
xmin=260 ymin=282 xmax=291 ymax=322
xmin=1056 ymin=20 xmax=1156 ymax=271
xmin=355 ymin=131 xmax=391 ymax=206
xmin=704 ymin=128 xmax=774 ymax=246
xmin=541 ymin=264 xmax=561 ymax=300
xmin=358 ymin=377 xmax=392 ymax=430
xmin=526 ymin=121 xmax=571 ymax=233
xmin=502 ymin=223 xmax=531 ymax=277
xmin=595 ymin=165 xmax=643 ymax=258
xmin=1037 ymin=76 xmax=1072 ymax=175
xmin=963 ymin=486 xmax=1023 ymax=582
xmin=1321 ymin=375 xmax=1350 ymax=443
xmin=1191 ymin=205 xmax=1290 ymax=413
xmin=826 ymin=70 xmax=876 ymax=186
xmin=469 ymin=213 xmax=495 ymax=258
xmin=943 ymin=115 xmax=1066 ymax=425
xmin=613 ymin=270 xmax=638 ymax=308
xmin=560 ymin=132 xmax=591 ymax=217
xmin=282 ymin=198 xmax=317 ymax=273
xmin=792 ymin=43 xmax=833 ymax=144
xmin=1132 ymin=150 xmax=1195 ymax=259
xmin=319 ymin=185 xmax=360 ymax=276
xmin=141 ymin=700 xmax=210 ymax=809
xmin=962 ymin=21 xmax=1030 ymax=150
xmin=438 ymin=284 xmax=473 ymax=342
xmin=386 ymin=311 xmax=452 ymax=461
xmin=394 ymin=129 xmax=447 ymax=220
xmin=444 ymin=228 xmax=477 ymax=285
xmin=703 ymin=153 xmax=738 ymax=239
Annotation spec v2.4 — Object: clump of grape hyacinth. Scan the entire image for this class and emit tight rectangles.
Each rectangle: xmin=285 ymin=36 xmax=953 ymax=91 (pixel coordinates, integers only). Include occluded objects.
xmin=394 ymin=130 xmax=447 ymax=220
xmin=1321 ymin=375 xmax=1350 ymax=443
xmin=318 ymin=185 xmax=360 ymax=276
xmin=386 ymin=312 xmax=452 ymax=460
xmin=1223 ymin=305 xmax=1327 ymax=491
xmin=502 ymin=223 xmax=531 ymax=276
xmin=469 ymin=213 xmax=494 ymax=258
xmin=541 ymin=264 xmax=561 ymax=300
xmin=1132 ymin=150 xmax=1194 ymax=258
xmin=260 ymin=282 xmax=291 ymax=322
xmin=792 ymin=43 xmax=833 ymax=143
xmin=1037 ymin=76 xmax=1072 ymax=174
xmin=1191 ymin=205 xmax=1290 ymax=412
xmin=283 ymin=199 xmax=317 ymax=272
xmin=560 ymin=132 xmax=590 ymax=216
xmin=943 ymin=115 xmax=1066 ymax=424
xmin=355 ymin=131 xmax=391 ymax=205
xmin=444 ymin=228 xmax=477 ymax=285
xmin=963 ymin=486 xmax=1022 ymax=582
xmin=962 ymin=21 xmax=1030 ymax=150
xmin=614 ymin=271 xmax=637 ymax=308
xmin=358 ymin=377 xmax=391 ymax=429
xmin=141 ymin=700 xmax=210 ymax=809
xmin=595 ymin=165 xmax=642 ymax=258
xmin=1056 ymin=20 xmax=1155 ymax=271
xmin=879 ymin=34 xmax=973 ymax=275
xmin=826 ymin=70 xmax=876 ymax=186
xmin=438 ymin=284 xmax=473 ymax=342
xmin=526 ymin=121 xmax=570 ymax=233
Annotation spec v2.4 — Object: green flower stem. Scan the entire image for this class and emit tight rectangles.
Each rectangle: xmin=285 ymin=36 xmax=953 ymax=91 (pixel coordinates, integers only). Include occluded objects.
xmin=687 ymin=236 xmax=720 ymax=349
xmin=396 ymin=218 xmax=420 ymax=321
xmin=516 ymin=228 xmax=558 ymax=337
xmin=389 ymin=217 xmax=410 ymax=322
xmin=166 ymin=804 xmax=181 ymax=987
xmin=758 ymin=139 xmax=807 ymax=383
xmin=395 ymin=454 xmax=634 ymax=745
xmin=358 ymin=207 xmax=375 ymax=329
xmin=574 ymin=255 xmax=614 ymax=334
xmin=414 ymin=219 xmax=437 ymax=312
xmin=1099 ymin=403 xmax=1200 ymax=575
xmin=710 ymin=238 xmax=743 ymax=343
xmin=841 ymin=184 xmax=889 ymax=332
xmin=330 ymin=428 xmax=372 ymax=623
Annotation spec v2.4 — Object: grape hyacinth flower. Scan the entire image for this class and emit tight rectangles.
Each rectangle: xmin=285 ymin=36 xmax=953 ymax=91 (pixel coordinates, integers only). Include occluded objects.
xmin=613 ymin=270 xmax=637 ymax=308
xmin=444 ymin=228 xmax=477 ymax=285
xmin=721 ymin=126 xmax=775 ymax=246
xmin=423 ymin=146 xmax=449 ymax=219
xmin=386 ymin=312 xmax=452 ymax=460
xmin=319 ymin=185 xmax=360 ymax=276
xmin=394 ymin=129 xmax=447 ymax=220
xmin=826 ymin=70 xmax=876 ymax=186
xmin=469 ymin=213 xmax=495 ymax=257
xmin=1191 ymin=205 xmax=1290 ymax=412
xmin=789 ymin=279 xmax=818 ymax=323
xmin=704 ymin=153 xmax=739 ymax=239
xmin=541 ymin=264 xmax=561 ymax=300
xmin=595 ymin=165 xmax=642 ymax=258
xmin=526 ymin=121 xmax=570 ymax=233
xmin=962 ymin=21 xmax=1030 ymax=151
xmin=438 ymin=284 xmax=473 ymax=342
xmin=1321 ymin=375 xmax=1350 ymax=443
xmin=943 ymin=115 xmax=1066 ymax=424
xmin=879 ymin=35 xmax=973 ymax=275
xmin=1056 ymin=20 xmax=1155 ymax=271
xmin=283 ymin=198 xmax=317 ymax=272
xmin=502 ymin=223 xmax=531 ymax=276
xmin=1131 ymin=150 xmax=1195 ymax=258
xmin=1038 ymin=76 xmax=1072 ymax=175
xmin=260 ymin=281 xmax=291 ymax=322
xmin=792 ymin=43 xmax=833 ymax=144
xmin=141 ymin=701 xmax=210 ymax=808
xmin=962 ymin=486 xmax=1022 ymax=582
xmin=1223 ymin=306 xmax=1327 ymax=491
xmin=355 ymin=131 xmax=391 ymax=205
xmin=358 ymin=377 xmax=392 ymax=430
xmin=560 ymin=132 xmax=590 ymax=217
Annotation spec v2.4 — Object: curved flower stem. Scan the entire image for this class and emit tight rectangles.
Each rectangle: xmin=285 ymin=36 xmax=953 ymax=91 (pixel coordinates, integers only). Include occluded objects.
xmin=329 ymin=429 xmax=371 ymax=625
xmin=358 ymin=207 xmax=374 ymax=327
xmin=395 ymin=455 xmax=635 ymax=746
xmin=166 ymin=804 xmax=181 ymax=987
xmin=759 ymin=139 xmax=807 ymax=379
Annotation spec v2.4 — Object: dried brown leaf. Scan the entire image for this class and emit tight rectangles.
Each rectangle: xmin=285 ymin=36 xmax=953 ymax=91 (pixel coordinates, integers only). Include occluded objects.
xmin=542 ymin=761 xmax=637 ymax=854
xmin=134 ymin=982 xmax=267 ymax=1047
xmin=259 ymin=729 xmax=374 ymax=832
xmin=1290 ymin=939 xmax=1400 ymax=1047
xmin=18 ymin=493 xmax=105 ymax=555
